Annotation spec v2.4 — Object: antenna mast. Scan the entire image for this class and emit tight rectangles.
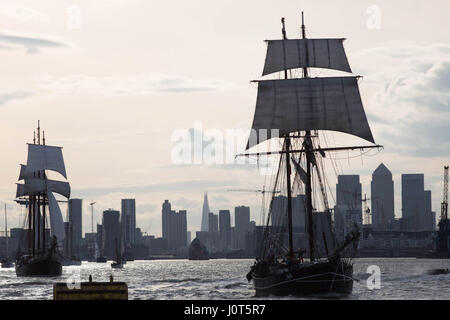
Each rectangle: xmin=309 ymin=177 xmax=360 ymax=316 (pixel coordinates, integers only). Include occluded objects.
xmin=90 ymin=201 xmax=96 ymax=233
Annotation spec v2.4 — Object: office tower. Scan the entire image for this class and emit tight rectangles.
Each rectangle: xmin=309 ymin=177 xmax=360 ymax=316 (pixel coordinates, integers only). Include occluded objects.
xmin=201 ymin=193 xmax=210 ymax=231
xmin=68 ymin=198 xmax=82 ymax=256
xmin=187 ymin=231 xmax=191 ymax=245
xmin=334 ymin=175 xmax=362 ymax=238
xmin=371 ymin=163 xmax=395 ymax=230
xmin=219 ymin=210 xmax=231 ymax=250
xmin=102 ymin=209 xmax=121 ymax=258
xmin=271 ymin=195 xmax=306 ymax=231
xmin=162 ymin=200 xmax=171 ymax=240
xmin=234 ymin=206 xmax=250 ymax=250
xmin=161 ymin=200 xmax=187 ymax=250
xmin=96 ymin=223 xmax=104 ymax=255
xmin=431 ymin=212 xmax=436 ymax=231
xmin=208 ymin=212 xmax=219 ymax=233
xmin=63 ymin=222 xmax=71 ymax=257
xmin=121 ymin=199 xmax=136 ymax=245
xmin=174 ymin=210 xmax=188 ymax=249
xmin=402 ymin=174 xmax=433 ymax=231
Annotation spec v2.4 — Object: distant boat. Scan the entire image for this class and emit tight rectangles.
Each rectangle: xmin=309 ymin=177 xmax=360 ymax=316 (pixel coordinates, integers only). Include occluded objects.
xmin=111 ymin=238 xmax=123 ymax=269
xmin=188 ymin=238 xmax=209 ymax=260
xmin=14 ymin=122 xmax=68 ymax=276
xmin=96 ymin=256 xmax=107 ymax=263
xmin=0 ymin=260 xmax=14 ymax=268
xmin=427 ymin=268 xmax=450 ymax=275
xmin=62 ymin=257 xmax=82 ymax=266
xmin=1 ymin=204 xmax=14 ymax=268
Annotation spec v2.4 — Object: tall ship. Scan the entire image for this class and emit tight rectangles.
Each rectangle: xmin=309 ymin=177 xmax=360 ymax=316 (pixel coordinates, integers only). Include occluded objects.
xmin=1 ymin=204 xmax=14 ymax=268
xmin=111 ymin=238 xmax=123 ymax=268
xmin=14 ymin=121 xmax=70 ymax=276
xmin=242 ymin=13 xmax=381 ymax=296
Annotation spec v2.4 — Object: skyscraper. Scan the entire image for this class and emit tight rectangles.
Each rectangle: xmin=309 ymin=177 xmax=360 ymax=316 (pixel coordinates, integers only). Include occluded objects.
xmin=271 ymin=195 xmax=306 ymax=231
xmin=334 ymin=175 xmax=362 ymax=238
xmin=402 ymin=174 xmax=433 ymax=231
xmin=162 ymin=200 xmax=171 ymax=240
xmin=219 ymin=210 xmax=231 ymax=250
xmin=201 ymin=193 xmax=210 ymax=231
xmin=121 ymin=199 xmax=136 ymax=245
xmin=235 ymin=206 xmax=250 ymax=250
xmin=371 ymin=163 xmax=395 ymax=230
xmin=208 ymin=212 xmax=218 ymax=232
xmin=102 ymin=209 xmax=121 ymax=259
xmin=161 ymin=200 xmax=188 ymax=250
xmin=68 ymin=198 xmax=82 ymax=256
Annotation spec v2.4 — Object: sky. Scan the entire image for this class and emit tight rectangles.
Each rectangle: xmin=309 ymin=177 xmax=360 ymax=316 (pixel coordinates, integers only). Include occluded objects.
xmin=0 ymin=0 xmax=449 ymax=237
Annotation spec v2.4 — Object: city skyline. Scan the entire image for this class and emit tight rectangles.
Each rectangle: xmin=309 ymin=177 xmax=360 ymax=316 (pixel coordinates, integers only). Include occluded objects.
xmin=0 ymin=0 xmax=448 ymax=238
xmin=0 ymin=163 xmax=444 ymax=238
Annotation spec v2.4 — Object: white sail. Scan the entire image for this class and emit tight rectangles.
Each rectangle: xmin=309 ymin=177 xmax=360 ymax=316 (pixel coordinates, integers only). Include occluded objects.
xmin=246 ymin=76 xmax=374 ymax=150
xmin=47 ymin=190 xmax=65 ymax=241
xmin=16 ymin=178 xmax=71 ymax=199
xmin=262 ymin=39 xmax=352 ymax=76
xmin=25 ymin=144 xmax=67 ymax=178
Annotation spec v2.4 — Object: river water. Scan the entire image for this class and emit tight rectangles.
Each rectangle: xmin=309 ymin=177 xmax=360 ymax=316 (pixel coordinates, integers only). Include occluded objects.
xmin=0 ymin=258 xmax=448 ymax=300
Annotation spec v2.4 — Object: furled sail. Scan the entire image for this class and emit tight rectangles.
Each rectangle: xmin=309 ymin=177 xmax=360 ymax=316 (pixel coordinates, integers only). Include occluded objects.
xmin=47 ymin=190 xmax=65 ymax=241
xmin=262 ymin=39 xmax=352 ymax=76
xmin=246 ymin=76 xmax=374 ymax=150
xmin=25 ymin=144 xmax=67 ymax=178
xmin=16 ymin=178 xmax=71 ymax=199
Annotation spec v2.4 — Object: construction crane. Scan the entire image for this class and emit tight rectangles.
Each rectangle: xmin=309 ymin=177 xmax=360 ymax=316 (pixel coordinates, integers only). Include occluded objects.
xmin=227 ymin=187 xmax=280 ymax=226
xmin=436 ymin=165 xmax=449 ymax=257
xmin=227 ymin=188 xmax=280 ymax=194
xmin=441 ymin=166 xmax=449 ymax=221
xmin=90 ymin=201 xmax=96 ymax=233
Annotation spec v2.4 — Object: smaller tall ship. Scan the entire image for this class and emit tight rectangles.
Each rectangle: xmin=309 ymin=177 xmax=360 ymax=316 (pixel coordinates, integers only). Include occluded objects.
xmin=111 ymin=238 xmax=123 ymax=268
xmin=14 ymin=121 xmax=70 ymax=276
xmin=1 ymin=204 xmax=14 ymax=268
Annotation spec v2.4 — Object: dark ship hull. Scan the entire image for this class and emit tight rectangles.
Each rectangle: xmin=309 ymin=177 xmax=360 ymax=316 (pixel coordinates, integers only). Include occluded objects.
xmin=1 ymin=260 xmax=14 ymax=268
xmin=250 ymin=258 xmax=353 ymax=297
xmin=188 ymin=238 xmax=209 ymax=260
xmin=96 ymin=256 xmax=107 ymax=263
xmin=15 ymin=253 xmax=62 ymax=277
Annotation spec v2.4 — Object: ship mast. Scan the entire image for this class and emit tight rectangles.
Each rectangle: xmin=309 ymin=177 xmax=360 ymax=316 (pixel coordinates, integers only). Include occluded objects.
xmin=280 ymin=18 xmax=295 ymax=262
xmin=300 ymin=12 xmax=316 ymax=262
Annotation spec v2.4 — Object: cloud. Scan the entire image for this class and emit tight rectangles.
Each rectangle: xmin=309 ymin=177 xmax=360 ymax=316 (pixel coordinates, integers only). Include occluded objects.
xmin=354 ymin=42 xmax=450 ymax=158
xmin=0 ymin=91 xmax=33 ymax=106
xmin=211 ymin=195 xmax=230 ymax=204
xmin=0 ymin=5 xmax=48 ymax=23
xmin=136 ymin=203 xmax=157 ymax=213
xmin=97 ymin=0 xmax=141 ymax=8
xmin=171 ymin=197 xmax=199 ymax=209
xmin=72 ymin=179 xmax=236 ymax=198
xmin=0 ymin=31 xmax=71 ymax=54
xmin=34 ymin=73 xmax=235 ymax=96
